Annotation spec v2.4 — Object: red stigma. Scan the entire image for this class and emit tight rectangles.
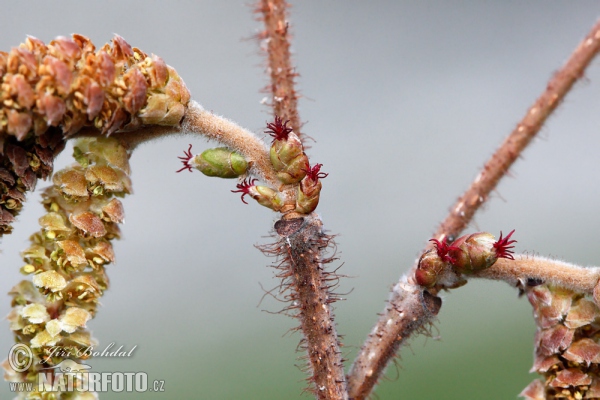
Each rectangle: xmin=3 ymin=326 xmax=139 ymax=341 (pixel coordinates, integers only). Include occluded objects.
xmin=493 ymin=229 xmax=517 ymax=260
xmin=176 ymin=144 xmax=194 ymax=173
xmin=265 ymin=116 xmax=293 ymax=141
xmin=231 ymin=178 xmax=257 ymax=204
xmin=304 ymin=163 xmax=329 ymax=182
xmin=429 ymin=237 xmax=457 ymax=263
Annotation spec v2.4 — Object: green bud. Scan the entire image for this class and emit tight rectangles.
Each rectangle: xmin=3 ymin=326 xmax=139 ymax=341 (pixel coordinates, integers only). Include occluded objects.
xmin=232 ymin=178 xmax=284 ymax=212
xmin=295 ymin=163 xmax=327 ymax=214
xmin=296 ymin=179 xmax=321 ymax=214
xmin=269 ymin=133 xmax=308 ymax=184
xmin=252 ymin=185 xmax=284 ymax=211
xmin=194 ymin=147 xmax=248 ymax=178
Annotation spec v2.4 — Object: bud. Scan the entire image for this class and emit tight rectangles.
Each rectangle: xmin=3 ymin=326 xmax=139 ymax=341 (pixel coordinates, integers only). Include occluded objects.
xmin=184 ymin=146 xmax=248 ymax=178
xmin=415 ymin=250 xmax=445 ymax=287
xmin=266 ymin=117 xmax=308 ymax=184
xmin=415 ymin=244 xmax=467 ymax=289
xmin=295 ymin=163 xmax=327 ymax=214
xmin=231 ymin=178 xmax=283 ymax=211
xmin=448 ymin=230 xmax=516 ymax=274
xmin=416 ymin=231 xmax=516 ymax=288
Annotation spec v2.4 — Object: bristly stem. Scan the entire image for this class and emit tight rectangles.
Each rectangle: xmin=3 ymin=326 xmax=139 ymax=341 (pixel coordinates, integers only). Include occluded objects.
xmin=258 ymin=1 xmax=347 ymax=397
xmin=269 ymin=216 xmax=348 ymax=400
xmin=347 ymin=19 xmax=600 ymax=400
xmin=258 ymin=0 xmax=303 ymax=140
xmin=433 ymin=18 xmax=600 ymax=244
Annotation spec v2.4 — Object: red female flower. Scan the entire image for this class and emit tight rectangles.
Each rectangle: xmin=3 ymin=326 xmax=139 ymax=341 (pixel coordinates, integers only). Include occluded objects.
xmin=176 ymin=144 xmax=194 ymax=173
xmin=429 ymin=237 xmax=458 ymax=263
xmin=265 ymin=116 xmax=293 ymax=141
xmin=304 ymin=163 xmax=329 ymax=182
xmin=231 ymin=178 xmax=257 ymax=204
xmin=493 ymin=229 xmax=517 ymax=260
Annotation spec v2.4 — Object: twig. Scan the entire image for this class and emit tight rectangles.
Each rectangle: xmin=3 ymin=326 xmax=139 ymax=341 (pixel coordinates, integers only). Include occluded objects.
xmin=347 ymin=19 xmax=600 ymax=400
xmin=100 ymin=101 xmax=281 ymax=189
xmin=180 ymin=102 xmax=279 ymax=187
xmin=258 ymin=0 xmax=303 ymax=140
xmin=433 ymin=19 xmax=600 ymax=244
xmin=257 ymin=1 xmax=347 ymax=396
xmin=271 ymin=216 xmax=348 ymax=400
xmin=473 ymin=255 xmax=600 ymax=294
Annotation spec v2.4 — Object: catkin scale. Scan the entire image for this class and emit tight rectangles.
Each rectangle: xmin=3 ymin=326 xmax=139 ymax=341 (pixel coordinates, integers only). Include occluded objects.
xmin=0 ymin=34 xmax=190 ymax=236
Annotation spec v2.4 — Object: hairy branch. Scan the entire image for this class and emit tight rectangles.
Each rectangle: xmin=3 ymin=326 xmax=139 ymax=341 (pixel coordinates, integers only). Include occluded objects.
xmin=347 ymin=19 xmax=600 ymax=400
xmin=257 ymin=0 xmax=347 ymax=396
xmin=267 ymin=216 xmax=347 ymax=400
xmin=258 ymin=0 xmax=303 ymax=140
xmin=474 ymin=255 xmax=600 ymax=295
xmin=181 ymin=102 xmax=278 ymax=187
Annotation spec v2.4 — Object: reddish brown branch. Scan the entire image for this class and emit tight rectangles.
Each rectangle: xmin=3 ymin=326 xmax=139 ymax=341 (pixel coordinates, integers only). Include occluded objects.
xmin=434 ymin=19 xmax=600 ymax=243
xmin=258 ymin=0 xmax=303 ymax=139
xmin=271 ymin=216 xmax=348 ymax=400
xmin=258 ymin=2 xmax=346 ymax=397
xmin=346 ymin=278 xmax=442 ymax=399
xmin=347 ymin=19 xmax=600 ymax=400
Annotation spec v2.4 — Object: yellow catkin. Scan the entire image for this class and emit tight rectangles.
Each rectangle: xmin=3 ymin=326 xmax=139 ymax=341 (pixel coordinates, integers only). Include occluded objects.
xmin=3 ymin=137 xmax=131 ymax=398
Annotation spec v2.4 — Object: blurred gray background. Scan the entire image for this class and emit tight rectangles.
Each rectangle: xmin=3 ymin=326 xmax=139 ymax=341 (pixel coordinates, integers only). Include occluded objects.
xmin=2 ymin=1 xmax=600 ymax=399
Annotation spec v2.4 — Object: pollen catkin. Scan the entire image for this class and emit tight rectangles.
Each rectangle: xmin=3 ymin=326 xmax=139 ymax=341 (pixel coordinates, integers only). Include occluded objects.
xmin=2 ymin=137 xmax=131 ymax=398
xmin=520 ymin=284 xmax=600 ymax=400
xmin=0 ymin=34 xmax=190 ymax=236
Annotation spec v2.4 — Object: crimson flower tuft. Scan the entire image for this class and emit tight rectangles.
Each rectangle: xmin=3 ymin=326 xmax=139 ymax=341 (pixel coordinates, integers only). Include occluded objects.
xmin=430 ymin=237 xmax=457 ymax=263
xmin=493 ymin=229 xmax=516 ymax=260
xmin=265 ymin=116 xmax=293 ymax=141
xmin=304 ymin=163 xmax=329 ymax=182
xmin=231 ymin=178 xmax=257 ymax=204
xmin=176 ymin=144 xmax=194 ymax=173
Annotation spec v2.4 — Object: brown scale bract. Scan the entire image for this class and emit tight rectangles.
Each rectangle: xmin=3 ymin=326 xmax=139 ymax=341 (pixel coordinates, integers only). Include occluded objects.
xmin=520 ymin=284 xmax=600 ymax=400
xmin=0 ymin=131 xmax=63 ymax=235
xmin=0 ymin=34 xmax=190 ymax=236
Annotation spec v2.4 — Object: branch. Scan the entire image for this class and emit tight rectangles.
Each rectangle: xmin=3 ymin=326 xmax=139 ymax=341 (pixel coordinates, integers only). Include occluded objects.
xmin=434 ymin=19 xmax=600 ymax=243
xmin=258 ymin=0 xmax=303 ymax=140
xmin=180 ymin=102 xmax=279 ymax=187
xmin=256 ymin=1 xmax=347 ymax=397
xmin=267 ymin=216 xmax=348 ymax=400
xmin=473 ymin=255 xmax=600 ymax=295
xmin=347 ymin=19 xmax=600 ymax=400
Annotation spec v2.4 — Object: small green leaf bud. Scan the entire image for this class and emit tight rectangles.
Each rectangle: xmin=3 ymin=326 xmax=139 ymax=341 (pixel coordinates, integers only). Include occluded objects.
xmin=176 ymin=145 xmax=248 ymax=178
xmin=194 ymin=147 xmax=248 ymax=178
